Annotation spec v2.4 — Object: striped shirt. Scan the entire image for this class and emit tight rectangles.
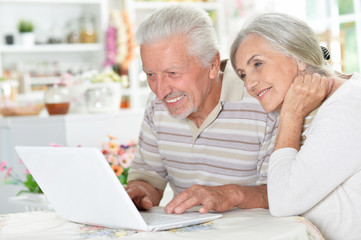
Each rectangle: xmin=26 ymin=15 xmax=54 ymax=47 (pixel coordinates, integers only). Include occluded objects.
xmin=128 ymin=61 xmax=279 ymax=194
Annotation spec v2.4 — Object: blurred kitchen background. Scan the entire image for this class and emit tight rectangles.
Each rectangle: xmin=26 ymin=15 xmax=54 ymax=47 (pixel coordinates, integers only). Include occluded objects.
xmin=0 ymin=0 xmax=358 ymax=213
xmin=0 ymin=0 xmax=358 ymax=114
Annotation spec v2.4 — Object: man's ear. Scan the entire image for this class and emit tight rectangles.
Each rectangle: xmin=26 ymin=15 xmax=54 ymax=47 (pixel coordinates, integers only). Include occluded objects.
xmin=209 ymin=52 xmax=221 ymax=79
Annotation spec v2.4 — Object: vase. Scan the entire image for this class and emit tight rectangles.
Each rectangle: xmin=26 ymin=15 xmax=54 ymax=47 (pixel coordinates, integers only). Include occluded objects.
xmin=19 ymin=32 xmax=35 ymax=46
xmin=86 ymin=86 xmax=113 ymax=113
xmin=8 ymin=192 xmax=53 ymax=211
xmin=85 ymin=83 xmax=121 ymax=113
xmin=44 ymin=84 xmax=71 ymax=115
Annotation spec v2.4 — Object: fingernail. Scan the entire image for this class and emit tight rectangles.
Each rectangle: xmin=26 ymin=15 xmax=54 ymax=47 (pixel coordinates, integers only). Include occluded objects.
xmin=165 ymin=206 xmax=171 ymax=213
xmin=174 ymin=207 xmax=182 ymax=214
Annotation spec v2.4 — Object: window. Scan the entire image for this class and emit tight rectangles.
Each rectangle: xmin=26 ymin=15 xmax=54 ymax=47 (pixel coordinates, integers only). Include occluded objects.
xmin=306 ymin=0 xmax=361 ymax=74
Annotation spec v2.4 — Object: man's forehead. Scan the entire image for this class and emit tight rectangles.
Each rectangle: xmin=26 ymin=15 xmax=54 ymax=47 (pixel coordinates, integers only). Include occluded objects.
xmin=141 ymin=54 xmax=195 ymax=73
xmin=142 ymin=63 xmax=189 ymax=73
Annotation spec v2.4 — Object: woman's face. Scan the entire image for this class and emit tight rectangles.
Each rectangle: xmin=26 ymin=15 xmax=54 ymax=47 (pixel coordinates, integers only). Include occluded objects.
xmin=234 ymin=34 xmax=300 ymax=112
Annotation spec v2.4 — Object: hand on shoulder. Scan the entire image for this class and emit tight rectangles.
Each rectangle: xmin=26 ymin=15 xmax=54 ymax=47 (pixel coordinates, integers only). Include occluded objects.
xmin=282 ymin=73 xmax=334 ymax=119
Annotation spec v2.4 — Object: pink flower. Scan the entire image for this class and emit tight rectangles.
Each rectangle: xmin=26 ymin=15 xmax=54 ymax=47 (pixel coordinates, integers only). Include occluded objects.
xmin=107 ymin=154 xmax=118 ymax=165
xmin=119 ymin=153 xmax=133 ymax=168
xmin=4 ymin=168 xmax=12 ymax=179
xmin=117 ymin=148 xmax=125 ymax=156
xmin=128 ymin=140 xmax=137 ymax=146
xmin=49 ymin=143 xmax=63 ymax=147
xmin=0 ymin=161 xmax=6 ymax=172
xmin=131 ymin=148 xmax=136 ymax=154
xmin=108 ymin=141 xmax=119 ymax=153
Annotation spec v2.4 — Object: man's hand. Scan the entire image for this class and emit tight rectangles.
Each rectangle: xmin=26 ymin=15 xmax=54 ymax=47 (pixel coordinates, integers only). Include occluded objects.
xmin=126 ymin=180 xmax=163 ymax=210
xmin=165 ymin=184 xmax=268 ymax=214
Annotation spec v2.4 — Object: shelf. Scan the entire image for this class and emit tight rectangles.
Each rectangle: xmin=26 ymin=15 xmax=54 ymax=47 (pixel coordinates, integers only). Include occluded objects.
xmin=0 ymin=0 xmax=103 ymax=4
xmin=132 ymin=1 xmax=219 ymax=10
xmin=26 ymin=76 xmax=61 ymax=85
xmin=121 ymin=87 xmax=150 ymax=95
xmin=0 ymin=44 xmax=103 ymax=53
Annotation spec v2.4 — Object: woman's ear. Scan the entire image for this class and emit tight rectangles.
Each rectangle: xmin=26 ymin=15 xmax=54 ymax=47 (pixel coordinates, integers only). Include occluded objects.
xmin=298 ymin=61 xmax=307 ymax=72
xmin=209 ymin=52 xmax=221 ymax=79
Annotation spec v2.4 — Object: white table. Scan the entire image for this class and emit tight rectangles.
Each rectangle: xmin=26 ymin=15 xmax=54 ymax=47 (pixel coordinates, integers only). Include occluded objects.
xmin=0 ymin=208 xmax=324 ymax=240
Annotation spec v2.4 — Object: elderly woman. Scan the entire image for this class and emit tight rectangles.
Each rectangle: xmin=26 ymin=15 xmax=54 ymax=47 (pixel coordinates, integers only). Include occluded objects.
xmin=230 ymin=12 xmax=361 ymax=240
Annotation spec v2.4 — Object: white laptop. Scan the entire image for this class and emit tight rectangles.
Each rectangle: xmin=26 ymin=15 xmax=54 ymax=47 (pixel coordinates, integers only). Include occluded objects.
xmin=15 ymin=146 xmax=222 ymax=231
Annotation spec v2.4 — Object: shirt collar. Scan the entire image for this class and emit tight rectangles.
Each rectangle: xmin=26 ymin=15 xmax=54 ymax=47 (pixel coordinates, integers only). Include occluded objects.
xmin=220 ymin=60 xmax=245 ymax=102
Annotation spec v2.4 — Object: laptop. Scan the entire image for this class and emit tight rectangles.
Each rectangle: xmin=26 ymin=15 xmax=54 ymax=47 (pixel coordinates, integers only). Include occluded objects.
xmin=15 ymin=146 xmax=222 ymax=231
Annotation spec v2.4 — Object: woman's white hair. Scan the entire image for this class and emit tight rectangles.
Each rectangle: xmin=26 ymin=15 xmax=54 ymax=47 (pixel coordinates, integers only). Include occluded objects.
xmin=230 ymin=12 xmax=336 ymax=77
xmin=136 ymin=4 xmax=219 ymax=67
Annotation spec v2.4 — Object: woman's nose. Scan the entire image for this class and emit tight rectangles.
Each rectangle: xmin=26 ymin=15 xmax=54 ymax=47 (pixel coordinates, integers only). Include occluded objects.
xmin=245 ymin=77 xmax=259 ymax=93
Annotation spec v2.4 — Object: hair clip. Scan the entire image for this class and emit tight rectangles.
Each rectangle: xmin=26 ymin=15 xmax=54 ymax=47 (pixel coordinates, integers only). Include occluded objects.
xmin=321 ymin=46 xmax=330 ymax=60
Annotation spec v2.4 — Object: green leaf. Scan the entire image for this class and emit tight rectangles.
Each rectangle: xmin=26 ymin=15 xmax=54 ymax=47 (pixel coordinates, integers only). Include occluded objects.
xmin=23 ymin=174 xmax=43 ymax=194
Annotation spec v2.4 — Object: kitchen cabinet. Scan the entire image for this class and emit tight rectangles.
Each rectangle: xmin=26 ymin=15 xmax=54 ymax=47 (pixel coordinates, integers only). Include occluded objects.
xmin=0 ymin=0 xmax=109 ymax=93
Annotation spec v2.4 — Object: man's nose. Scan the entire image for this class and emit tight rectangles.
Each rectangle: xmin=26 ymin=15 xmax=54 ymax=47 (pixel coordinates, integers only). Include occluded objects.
xmin=155 ymin=75 xmax=172 ymax=100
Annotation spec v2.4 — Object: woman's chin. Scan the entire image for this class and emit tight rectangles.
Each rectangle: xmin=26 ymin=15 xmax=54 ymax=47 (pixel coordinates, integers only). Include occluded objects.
xmin=262 ymin=105 xmax=280 ymax=113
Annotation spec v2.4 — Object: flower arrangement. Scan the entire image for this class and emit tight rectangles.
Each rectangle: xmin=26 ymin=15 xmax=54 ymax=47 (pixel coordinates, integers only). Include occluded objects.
xmin=0 ymin=136 xmax=136 ymax=196
xmin=101 ymin=135 xmax=137 ymax=185
xmin=0 ymin=160 xmax=42 ymax=196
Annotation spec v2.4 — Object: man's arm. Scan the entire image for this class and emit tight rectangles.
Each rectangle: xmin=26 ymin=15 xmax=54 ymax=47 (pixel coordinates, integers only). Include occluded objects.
xmin=126 ymin=180 xmax=164 ymax=210
xmin=165 ymin=184 xmax=267 ymax=214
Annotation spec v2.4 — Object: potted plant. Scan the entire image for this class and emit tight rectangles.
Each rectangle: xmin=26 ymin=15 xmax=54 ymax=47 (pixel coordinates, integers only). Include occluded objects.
xmin=17 ymin=20 xmax=35 ymax=46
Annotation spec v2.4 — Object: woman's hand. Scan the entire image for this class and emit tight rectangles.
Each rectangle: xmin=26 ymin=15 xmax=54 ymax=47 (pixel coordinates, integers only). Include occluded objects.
xmin=282 ymin=73 xmax=333 ymax=119
xmin=274 ymin=73 xmax=334 ymax=151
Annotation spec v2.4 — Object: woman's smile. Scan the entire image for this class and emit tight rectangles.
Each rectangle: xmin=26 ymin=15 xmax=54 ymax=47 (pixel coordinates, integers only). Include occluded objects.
xmin=257 ymin=87 xmax=272 ymax=100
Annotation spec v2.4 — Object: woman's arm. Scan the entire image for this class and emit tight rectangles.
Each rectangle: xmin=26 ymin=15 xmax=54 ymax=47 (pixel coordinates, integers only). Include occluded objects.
xmin=269 ymin=74 xmax=335 ymax=216
xmin=268 ymin=74 xmax=361 ymax=217
xmin=274 ymin=74 xmax=330 ymax=152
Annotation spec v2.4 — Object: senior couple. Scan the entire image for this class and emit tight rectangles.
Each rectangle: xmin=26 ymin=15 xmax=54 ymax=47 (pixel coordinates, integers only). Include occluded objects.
xmin=124 ymin=5 xmax=361 ymax=240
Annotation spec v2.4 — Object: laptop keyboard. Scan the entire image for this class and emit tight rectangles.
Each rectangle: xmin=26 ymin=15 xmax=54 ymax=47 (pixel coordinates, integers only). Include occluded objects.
xmin=140 ymin=212 xmax=190 ymax=225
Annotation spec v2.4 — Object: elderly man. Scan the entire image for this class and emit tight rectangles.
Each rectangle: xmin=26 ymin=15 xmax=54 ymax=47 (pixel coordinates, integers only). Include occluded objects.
xmin=126 ymin=5 xmax=278 ymax=214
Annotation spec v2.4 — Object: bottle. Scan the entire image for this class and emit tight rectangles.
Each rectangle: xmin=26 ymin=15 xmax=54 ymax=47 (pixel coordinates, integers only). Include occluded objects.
xmin=44 ymin=84 xmax=70 ymax=115
xmin=85 ymin=86 xmax=113 ymax=113
xmin=66 ymin=19 xmax=81 ymax=44
xmin=80 ymin=14 xmax=96 ymax=43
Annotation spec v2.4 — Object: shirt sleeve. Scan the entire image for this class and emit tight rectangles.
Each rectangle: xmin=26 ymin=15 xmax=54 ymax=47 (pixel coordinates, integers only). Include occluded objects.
xmin=256 ymin=112 xmax=279 ymax=185
xmin=127 ymin=95 xmax=168 ymax=191
xmin=268 ymin=94 xmax=361 ymax=217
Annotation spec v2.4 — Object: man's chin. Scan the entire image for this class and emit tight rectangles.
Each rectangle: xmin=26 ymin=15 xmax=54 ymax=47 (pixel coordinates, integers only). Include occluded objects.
xmin=167 ymin=107 xmax=197 ymax=120
xmin=168 ymin=110 xmax=190 ymax=119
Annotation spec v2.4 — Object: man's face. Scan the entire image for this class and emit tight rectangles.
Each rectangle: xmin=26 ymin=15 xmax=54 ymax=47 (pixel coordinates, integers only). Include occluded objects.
xmin=140 ymin=37 xmax=214 ymax=119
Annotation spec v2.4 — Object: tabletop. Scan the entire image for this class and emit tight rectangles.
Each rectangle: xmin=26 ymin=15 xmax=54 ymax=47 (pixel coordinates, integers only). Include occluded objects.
xmin=0 ymin=208 xmax=324 ymax=240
